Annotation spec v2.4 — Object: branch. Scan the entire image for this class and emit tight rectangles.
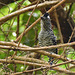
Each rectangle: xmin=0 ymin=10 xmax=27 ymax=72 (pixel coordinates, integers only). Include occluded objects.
xmin=0 ymin=59 xmax=49 ymax=67
xmin=0 ymin=41 xmax=75 ymax=52
xmin=0 ymin=41 xmax=29 ymax=48
xmin=14 ymin=56 xmax=48 ymax=64
xmin=6 ymin=67 xmax=75 ymax=75
xmin=54 ymin=9 xmax=64 ymax=43
xmin=0 ymin=1 xmax=58 ymax=25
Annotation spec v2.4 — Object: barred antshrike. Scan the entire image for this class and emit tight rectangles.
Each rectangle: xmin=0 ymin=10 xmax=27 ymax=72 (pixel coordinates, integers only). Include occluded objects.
xmin=38 ymin=13 xmax=57 ymax=65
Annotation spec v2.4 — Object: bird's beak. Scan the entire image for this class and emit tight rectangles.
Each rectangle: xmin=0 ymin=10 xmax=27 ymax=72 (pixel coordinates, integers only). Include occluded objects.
xmin=41 ymin=16 xmax=45 ymax=20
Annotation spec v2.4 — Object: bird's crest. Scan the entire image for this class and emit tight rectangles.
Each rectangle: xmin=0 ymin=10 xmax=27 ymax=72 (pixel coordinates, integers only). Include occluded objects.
xmin=44 ymin=13 xmax=50 ymax=19
xmin=44 ymin=13 xmax=49 ymax=17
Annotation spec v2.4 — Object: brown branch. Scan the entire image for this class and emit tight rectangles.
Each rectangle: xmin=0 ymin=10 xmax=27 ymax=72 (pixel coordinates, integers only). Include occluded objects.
xmin=54 ymin=9 xmax=64 ymax=43
xmin=6 ymin=18 xmax=16 ymax=38
xmin=16 ymin=10 xmax=20 ymax=38
xmin=67 ymin=18 xmax=74 ymax=31
xmin=14 ymin=56 xmax=48 ymax=64
xmin=54 ymin=8 xmax=70 ymax=61
xmin=0 ymin=26 xmax=10 ymax=41
xmin=36 ymin=50 xmax=70 ymax=62
xmin=0 ymin=59 xmax=49 ymax=67
xmin=0 ymin=1 xmax=58 ymax=26
xmin=24 ymin=52 xmax=37 ymax=58
xmin=0 ymin=41 xmax=75 ymax=52
xmin=0 ymin=41 xmax=29 ymax=48
xmin=69 ymin=65 xmax=75 ymax=69
xmin=34 ymin=28 xmax=38 ymax=45
xmin=68 ymin=27 xmax=75 ymax=43
xmin=6 ymin=67 xmax=75 ymax=75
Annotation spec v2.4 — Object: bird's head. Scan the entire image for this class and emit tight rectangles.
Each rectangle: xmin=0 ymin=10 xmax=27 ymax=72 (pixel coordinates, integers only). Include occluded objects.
xmin=41 ymin=13 xmax=50 ymax=20
xmin=41 ymin=13 xmax=51 ymax=30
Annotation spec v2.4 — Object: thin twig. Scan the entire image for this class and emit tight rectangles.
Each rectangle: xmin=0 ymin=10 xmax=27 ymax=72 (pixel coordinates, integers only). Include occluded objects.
xmin=0 ymin=2 xmax=10 ymax=12
xmin=16 ymin=7 xmax=20 ymax=38
xmin=67 ymin=19 xmax=74 ymax=31
xmin=34 ymin=28 xmax=38 ymax=45
xmin=23 ymin=0 xmax=37 ymax=8
xmin=68 ymin=27 xmax=75 ymax=43
xmin=0 ymin=26 xmax=10 ymax=41
xmin=6 ymin=17 xmax=16 ymax=38
xmin=14 ymin=56 xmax=48 ymax=64
xmin=18 ymin=0 xmax=39 ymax=46
xmin=66 ymin=3 xmax=73 ymax=19
xmin=54 ymin=9 xmax=64 ymax=43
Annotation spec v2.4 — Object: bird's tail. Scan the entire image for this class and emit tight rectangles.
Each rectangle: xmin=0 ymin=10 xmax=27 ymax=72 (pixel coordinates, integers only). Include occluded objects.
xmin=48 ymin=48 xmax=58 ymax=65
xmin=48 ymin=57 xmax=54 ymax=65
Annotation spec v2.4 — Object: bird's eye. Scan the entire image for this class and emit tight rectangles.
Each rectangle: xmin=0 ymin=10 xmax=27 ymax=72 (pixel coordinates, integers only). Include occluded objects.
xmin=47 ymin=16 xmax=50 ymax=19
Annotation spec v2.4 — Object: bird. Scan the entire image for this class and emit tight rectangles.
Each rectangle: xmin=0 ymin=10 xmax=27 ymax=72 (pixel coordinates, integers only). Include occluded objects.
xmin=38 ymin=13 xmax=58 ymax=65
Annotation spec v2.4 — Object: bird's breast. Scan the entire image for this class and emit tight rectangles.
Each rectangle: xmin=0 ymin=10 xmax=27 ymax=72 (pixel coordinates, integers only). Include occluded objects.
xmin=38 ymin=31 xmax=54 ymax=46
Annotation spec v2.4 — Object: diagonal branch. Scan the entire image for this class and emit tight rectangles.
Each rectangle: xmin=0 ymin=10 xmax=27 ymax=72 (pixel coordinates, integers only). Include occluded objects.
xmin=14 ymin=56 xmax=48 ymax=64
xmin=54 ymin=9 xmax=64 ymax=43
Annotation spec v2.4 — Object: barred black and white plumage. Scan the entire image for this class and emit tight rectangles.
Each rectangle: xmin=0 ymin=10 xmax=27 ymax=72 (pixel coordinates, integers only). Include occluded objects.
xmin=38 ymin=13 xmax=57 ymax=65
